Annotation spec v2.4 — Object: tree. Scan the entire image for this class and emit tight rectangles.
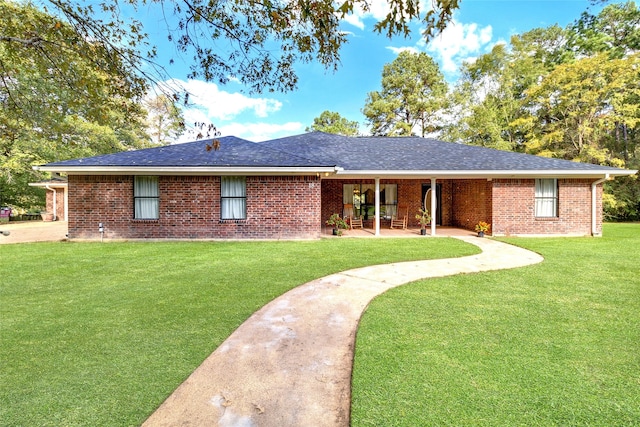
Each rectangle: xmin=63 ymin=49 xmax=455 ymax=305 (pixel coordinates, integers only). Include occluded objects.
xmin=441 ymin=4 xmax=640 ymax=220
xmin=145 ymin=95 xmax=186 ymax=145
xmin=517 ymin=53 xmax=640 ymax=165
xmin=362 ymin=51 xmax=447 ymax=137
xmin=1 ymin=0 xmax=461 ymax=101
xmin=569 ymin=1 xmax=640 ymax=58
xmin=0 ymin=2 xmax=151 ymax=208
xmin=306 ymin=111 xmax=359 ymax=136
xmin=443 ymin=26 xmax=573 ymax=150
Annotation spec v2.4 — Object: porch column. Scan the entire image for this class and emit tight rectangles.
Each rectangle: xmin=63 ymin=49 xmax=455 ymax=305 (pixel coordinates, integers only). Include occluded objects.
xmin=430 ymin=177 xmax=437 ymax=236
xmin=375 ymin=177 xmax=380 ymax=236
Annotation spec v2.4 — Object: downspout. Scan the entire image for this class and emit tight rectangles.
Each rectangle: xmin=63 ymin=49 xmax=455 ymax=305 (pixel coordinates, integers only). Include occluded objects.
xmin=64 ymin=185 xmax=68 ymax=221
xmin=45 ymin=185 xmax=57 ymax=221
xmin=591 ymin=174 xmax=609 ymax=237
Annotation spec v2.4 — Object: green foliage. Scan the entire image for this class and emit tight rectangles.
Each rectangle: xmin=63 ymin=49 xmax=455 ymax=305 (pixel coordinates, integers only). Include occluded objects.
xmin=22 ymin=0 xmax=460 ymax=96
xmin=306 ymin=110 xmax=359 ymax=136
xmin=442 ymin=2 xmax=640 ymax=221
xmin=569 ymin=1 xmax=640 ymax=58
xmin=443 ymin=26 xmax=572 ymax=151
xmin=0 ymin=2 xmax=153 ymax=208
xmin=352 ymin=223 xmax=640 ymax=426
xmin=604 ymin=159 xmax=640 ymax=220
xmin=0 ymin=238 xmax=475 ymax=426
xmin=363 ymin=51 xmax=447 ymax=136
xmin=521 ymin=53 xmax=640 ymax=165
xmin=325 ymin=212 xmax=349 ymax=235
xmin=414 ymin=208 xmax=431 ymax=227
xmin=144 ymin=95 xmax=186 ymax=145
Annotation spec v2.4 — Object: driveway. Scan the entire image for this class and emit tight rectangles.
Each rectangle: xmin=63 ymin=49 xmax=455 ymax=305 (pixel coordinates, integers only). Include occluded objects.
xmin=0 ymin=221 xmax=67 ymax=244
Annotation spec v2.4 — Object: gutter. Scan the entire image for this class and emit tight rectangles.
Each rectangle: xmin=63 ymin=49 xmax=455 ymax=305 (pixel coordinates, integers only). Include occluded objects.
xmin=45 ymin=185 xmax=57 ymax=221
xmin=333 ymin=169 xmax=637 ymax=179
xmin=591 ymin=174 xmax=609 ymax=236
xmin=33 ymin=165 xmax=340 ymax=176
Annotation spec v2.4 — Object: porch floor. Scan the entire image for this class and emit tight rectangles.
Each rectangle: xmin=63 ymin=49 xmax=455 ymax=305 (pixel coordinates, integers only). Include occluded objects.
xmin=322 ymin=226 xmax=478 ymax=238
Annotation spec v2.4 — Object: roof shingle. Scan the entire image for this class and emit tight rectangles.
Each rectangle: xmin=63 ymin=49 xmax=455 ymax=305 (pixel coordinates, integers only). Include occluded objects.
xmin=40 ymin=132 xmax=633 ymax=176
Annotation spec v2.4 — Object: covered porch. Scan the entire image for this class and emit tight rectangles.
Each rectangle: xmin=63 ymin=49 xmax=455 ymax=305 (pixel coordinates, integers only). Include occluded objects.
xmin=321 ymin=177 xmax=493 ymax=237
xmin=321 ymin=225 xmax=478 ymax=238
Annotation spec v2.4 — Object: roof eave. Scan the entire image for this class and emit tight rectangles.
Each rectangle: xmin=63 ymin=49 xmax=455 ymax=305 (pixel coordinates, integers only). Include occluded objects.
xmin=28 ymin=182 xmax=68 ymax=188
xmin=331 ymin=169 xmax=638 ymax=179
xmin=33 ymin=165 xmax=339 ymax=176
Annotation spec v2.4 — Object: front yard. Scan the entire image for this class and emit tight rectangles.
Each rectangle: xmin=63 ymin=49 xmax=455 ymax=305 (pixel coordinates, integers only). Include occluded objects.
xmin=0 ymin=237 xmax=474 ymax=426
xmin=352 ymin=224 xmax=640 ymax=426
xmin=1 ymin=225 xmax=638 ymax=426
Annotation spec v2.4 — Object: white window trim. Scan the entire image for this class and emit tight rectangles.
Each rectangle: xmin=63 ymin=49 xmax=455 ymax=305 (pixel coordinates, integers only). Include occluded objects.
xmin=535 ymin=178 xmax=558 ymax=218
xmin=134 ymin=176 xmax=159 ymax=219
xmin=221 ymin=176 xmax=247 ymax=220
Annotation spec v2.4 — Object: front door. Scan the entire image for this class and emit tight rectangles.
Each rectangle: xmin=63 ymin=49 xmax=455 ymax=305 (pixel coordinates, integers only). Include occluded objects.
xmin=422 ymin=183 xmax=442 ymax=226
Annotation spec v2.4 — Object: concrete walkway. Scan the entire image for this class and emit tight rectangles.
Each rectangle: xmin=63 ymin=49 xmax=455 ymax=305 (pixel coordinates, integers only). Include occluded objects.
xmin=143 ymin=236 xmax=544 ymax=427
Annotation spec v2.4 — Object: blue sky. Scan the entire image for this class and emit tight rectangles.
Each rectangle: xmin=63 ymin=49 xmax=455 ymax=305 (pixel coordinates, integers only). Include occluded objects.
xmin=142 ymin=0 xmax=610 ymax=142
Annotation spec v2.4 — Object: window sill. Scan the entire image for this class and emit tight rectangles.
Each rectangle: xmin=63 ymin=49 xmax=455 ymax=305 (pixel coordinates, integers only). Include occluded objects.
xmin=132 ymin=219 xmax=159 ymax=223
xmin=219 ymin=219 xmax=247 ymax=224
xmin=534 ymin=217 xmax=559 ymax=221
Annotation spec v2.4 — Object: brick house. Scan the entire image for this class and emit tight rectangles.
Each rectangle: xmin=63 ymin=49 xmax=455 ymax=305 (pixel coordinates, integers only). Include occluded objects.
xmin=35 ymin=132 xmax=636 ymax=240
xmin=28 ymin=174 xmax=68 ymax=221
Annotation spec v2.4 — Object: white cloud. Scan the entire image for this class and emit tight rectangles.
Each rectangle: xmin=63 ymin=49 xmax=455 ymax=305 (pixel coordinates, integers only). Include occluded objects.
xmin=169 ymin=79 xmax=283 ymax=121
xmin=163 ymin=79 xmax=301 ymax=143
xmin=175 ymin=120 xmax=304 ymax=143
xmin=424 ymin=20 xmax=494 ymax=74
xmin=342 ymin=14 xmax=365 ymax=31
xmin=218 ymin=122 xmax=305 ymax=142
xmin=340 ymin=0 xmax=392 ymax=30
xmin=386 ymin=46 xmax=419 ymax=55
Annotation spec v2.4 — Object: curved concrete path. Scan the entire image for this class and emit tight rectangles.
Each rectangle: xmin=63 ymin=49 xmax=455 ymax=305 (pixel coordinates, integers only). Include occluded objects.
xmin=143 ymin=236 xmax=543 ymax=427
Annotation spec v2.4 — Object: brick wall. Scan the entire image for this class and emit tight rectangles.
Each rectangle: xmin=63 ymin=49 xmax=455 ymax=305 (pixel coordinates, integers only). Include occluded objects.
xmin=491 ymin=179 xmax=599 ymax=236
xmin=452 ymin=179 xmax=493 ymax=233
xmin=45 ymin=187 xmax=66 ymax=220
xmin=67 ymin=175 xmax=321 ymax=240
xmin=67 ymin=175 xmax=601 ymax=239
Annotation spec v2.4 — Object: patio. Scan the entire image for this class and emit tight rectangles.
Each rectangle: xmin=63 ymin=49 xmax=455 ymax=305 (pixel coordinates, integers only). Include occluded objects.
xmin=322 ymin=226 xmax=477 ymax=238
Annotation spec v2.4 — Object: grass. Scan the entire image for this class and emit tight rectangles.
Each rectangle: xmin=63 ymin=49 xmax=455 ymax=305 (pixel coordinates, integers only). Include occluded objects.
xmin=351 ymin=223 xmax=640 ymax=426
xmin=0 ymin=237 xmax=476 ymax=426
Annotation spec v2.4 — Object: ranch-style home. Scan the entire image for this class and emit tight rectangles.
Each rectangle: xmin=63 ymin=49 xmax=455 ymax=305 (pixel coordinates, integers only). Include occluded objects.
xmin=34 ymin=131 xmax=636 ymax=240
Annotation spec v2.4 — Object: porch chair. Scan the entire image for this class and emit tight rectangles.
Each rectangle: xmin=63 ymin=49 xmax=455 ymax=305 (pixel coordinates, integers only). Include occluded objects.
xmin=390 ymin=205 xmax=408 ymax=229
xmin=344 ymin=203 xmax=363 ymax=229
xmin=350 ymin=215 xmax=363 ymax=229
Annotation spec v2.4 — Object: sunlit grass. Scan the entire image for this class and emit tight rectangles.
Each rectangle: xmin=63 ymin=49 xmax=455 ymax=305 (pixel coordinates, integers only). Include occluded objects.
xmin=0 ymin=237 xmax=476 ymax=426
xmin=351 ymin=224 xmax=640 ymax=426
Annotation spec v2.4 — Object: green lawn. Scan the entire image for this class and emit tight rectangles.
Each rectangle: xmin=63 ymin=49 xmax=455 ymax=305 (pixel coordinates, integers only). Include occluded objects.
xmin=0 ymin=237 xmax=476 ymax=426
xmin=352 ymin=223 xmax=640 ymax=426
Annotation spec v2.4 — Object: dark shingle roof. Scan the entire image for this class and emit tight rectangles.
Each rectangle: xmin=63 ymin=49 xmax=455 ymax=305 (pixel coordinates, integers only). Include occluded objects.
xmin=39 ymin=131 xmax=633 ymax=176
xmin=263 ymin=132 xmax=622 ymax=172
xmin=44 ymin=136 xmax=335 ymax=168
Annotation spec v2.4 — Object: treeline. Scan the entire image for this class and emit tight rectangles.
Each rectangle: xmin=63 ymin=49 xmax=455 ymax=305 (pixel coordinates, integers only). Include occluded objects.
xmin=359 ymin=2 xmax=640 ymax=221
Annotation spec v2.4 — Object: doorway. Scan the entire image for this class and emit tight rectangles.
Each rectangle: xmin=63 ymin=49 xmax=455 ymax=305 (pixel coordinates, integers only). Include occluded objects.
xmin=422 ymin=183 xmax=442 ymax=226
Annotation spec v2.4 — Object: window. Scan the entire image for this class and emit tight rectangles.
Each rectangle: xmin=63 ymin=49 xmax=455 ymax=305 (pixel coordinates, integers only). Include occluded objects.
xmin=535 ymin=178 xmax=558 ymax=217
xmin=221 ymin=176 xmax=246 ymax=220
xmin=343 ymin=183 xmax=397 ymax=219
xmin=134 ymin=176 xmax=159 ymax=219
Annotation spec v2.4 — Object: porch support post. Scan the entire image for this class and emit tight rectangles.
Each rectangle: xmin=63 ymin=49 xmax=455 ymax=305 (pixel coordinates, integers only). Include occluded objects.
xmin=374 ymin=177 xmax=381 ymax=236
xmin=430 ymin=177 xmax=437 ymax=236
